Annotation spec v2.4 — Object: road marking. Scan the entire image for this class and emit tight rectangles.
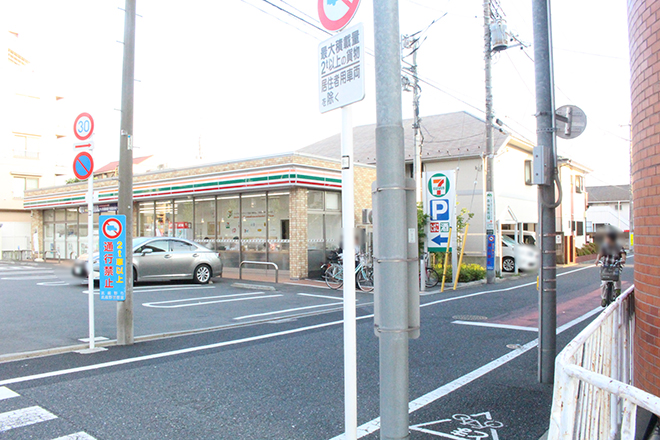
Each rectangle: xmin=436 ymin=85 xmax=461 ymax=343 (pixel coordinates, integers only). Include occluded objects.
xmin=143 ymin=293 xmax=282 ymax=309
xmin=1 ymin=275 xmax=59 ymax=280
xmin=143 ymin=292 xmax=264 ymax=305
xmin=0 ymin=387 xmax=19 ymax=401
xmin=37 ymin=281 xmax=70 ymax=286
xmin=52 ymin=432 xmax=97 ymax=440
xmin=0 ymin=270 xmax=54 ymax=276
xmin=328 ymin=306 xmax=603 ymax=439
xmin=297 ymin=292 xmax=344 ymax=301
xmin=0 ymin=406 xmax=57 ymax=432
xmin=284 ymin=282 xmax=331 ymax=290
xmin=84 ymin=286 xmax=215 ymax=294
xmin=452 ymin=321 xmax=538 ymax=332
xmin=233 ymin=302 xmax=344 ymax=320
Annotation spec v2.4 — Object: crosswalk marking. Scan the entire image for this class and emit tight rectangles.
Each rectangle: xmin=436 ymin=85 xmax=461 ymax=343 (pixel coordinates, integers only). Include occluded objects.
xmin=0 ymin=387 xmax=96 ymax=439
xmin=52 ymin=432 xmax=97 ymax=440
xmin=0 ymin=405 xmax=57 ymax=432
xmin=0 ymin=386 xmax=19 ymax=401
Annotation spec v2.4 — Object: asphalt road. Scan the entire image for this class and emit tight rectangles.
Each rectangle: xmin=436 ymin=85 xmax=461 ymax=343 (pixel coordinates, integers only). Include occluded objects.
xmin=0 ymin=258 xmax=634 ymax=439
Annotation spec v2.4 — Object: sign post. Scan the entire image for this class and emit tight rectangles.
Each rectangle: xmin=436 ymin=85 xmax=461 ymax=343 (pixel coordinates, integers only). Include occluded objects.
xmin=318 ymin=3 xmax=362 ymax=438
xmin=99 ymin=215 xmax=127 ymax=302
xmin=73 ymin=113 xmax=104 ymax=353
xmin=424 ymin=171 xmax=456 ymax=253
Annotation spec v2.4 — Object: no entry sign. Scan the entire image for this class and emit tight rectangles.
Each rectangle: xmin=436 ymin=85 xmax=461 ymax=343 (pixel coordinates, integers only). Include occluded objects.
xmin=73 ymin=112 xmax=94 ymax=141
xmin=318 ymin=0 xmax=361 ymax=31
xmin=73 ymin=151 xmax=94 ymax=181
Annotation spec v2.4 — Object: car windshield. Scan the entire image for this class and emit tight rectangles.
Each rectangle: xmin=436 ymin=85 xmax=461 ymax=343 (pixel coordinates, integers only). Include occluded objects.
xmin=502 ymin=235 xmax=518 ymax=247
xmin=132 ymin=237 xmax=151 ymax=250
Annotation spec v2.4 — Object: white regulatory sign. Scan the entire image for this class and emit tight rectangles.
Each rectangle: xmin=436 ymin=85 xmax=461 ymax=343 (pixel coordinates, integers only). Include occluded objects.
xmin=318 ymin=23 xmax=365 ymax=113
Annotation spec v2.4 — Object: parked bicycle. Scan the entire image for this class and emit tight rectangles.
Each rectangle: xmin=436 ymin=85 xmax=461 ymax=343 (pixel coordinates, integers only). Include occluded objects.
xmin=324 ymin=253 xmax=374 ymax=292
xmin=420 ymin=252 xmax=440 ymax=288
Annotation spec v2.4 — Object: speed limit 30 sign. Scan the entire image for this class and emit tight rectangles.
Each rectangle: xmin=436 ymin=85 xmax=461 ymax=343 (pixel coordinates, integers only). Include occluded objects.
xmin=74 ymin=112 xmax=94 ymax=141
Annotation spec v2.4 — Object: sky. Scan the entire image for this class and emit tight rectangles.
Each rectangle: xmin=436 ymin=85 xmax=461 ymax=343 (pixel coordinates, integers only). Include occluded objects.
xmin=4 ymin=0 xmax=632 ymax=186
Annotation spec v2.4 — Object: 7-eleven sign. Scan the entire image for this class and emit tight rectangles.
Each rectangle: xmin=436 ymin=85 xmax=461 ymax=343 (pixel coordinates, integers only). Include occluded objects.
xmin=428 ymin=173 xmax=450 ymax=197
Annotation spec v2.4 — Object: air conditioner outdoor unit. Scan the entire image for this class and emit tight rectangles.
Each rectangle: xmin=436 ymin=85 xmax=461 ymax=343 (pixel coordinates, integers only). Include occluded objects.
xmin=362 ymin=208 xmax=373 ymax=225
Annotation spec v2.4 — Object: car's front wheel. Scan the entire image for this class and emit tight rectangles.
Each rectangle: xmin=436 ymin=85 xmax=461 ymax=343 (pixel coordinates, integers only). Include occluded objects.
xmin=502 ymin=257 xmax=515 ymax=273
xmin=194 ymin=264 xmax=212 ymax=284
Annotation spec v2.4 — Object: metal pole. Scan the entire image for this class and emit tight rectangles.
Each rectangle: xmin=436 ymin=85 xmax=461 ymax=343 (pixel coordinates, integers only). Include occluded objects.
xmin=117 ymin=0 xmax=136 ymax=346
xmin=532 ymin=0 xmax=557 ymax=384
xmin=373 ymin=1 xmax=410 ymax=437
xmin=411 ymin=42 xmax=425 ymax=293
xmin=87 ymin=175 xmax=95 ymax=349
xmin=341 ymin=106 xmax=357 ymax=440
xmin=484 ymin=0 xmax=496 ymax=285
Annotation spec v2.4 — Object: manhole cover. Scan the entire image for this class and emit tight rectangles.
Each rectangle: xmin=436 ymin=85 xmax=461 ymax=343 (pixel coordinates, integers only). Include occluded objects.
xmin=452 ymin=315 xmax=488 ymax=321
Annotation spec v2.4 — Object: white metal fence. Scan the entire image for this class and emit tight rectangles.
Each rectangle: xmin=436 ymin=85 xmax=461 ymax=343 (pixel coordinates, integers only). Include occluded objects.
xmin=549 ymin=285 xmax=660 ymax=439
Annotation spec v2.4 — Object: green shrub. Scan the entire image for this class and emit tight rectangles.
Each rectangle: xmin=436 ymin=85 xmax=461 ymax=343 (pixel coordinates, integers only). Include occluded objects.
xmin=433 ymin=262 xmax=486 ymax=283
xmin=577 ymin=242 xmax=598 ymax=257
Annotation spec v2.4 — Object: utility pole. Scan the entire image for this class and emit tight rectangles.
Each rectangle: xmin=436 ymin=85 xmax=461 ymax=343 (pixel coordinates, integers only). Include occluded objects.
xmin=532 ymin=0 xmax=557 ymax=384
xmin=484 ymin=0 xmax=496 ymax=284
xmin=373 ymin=1 xmax=410 ymax=438
xmin=117 ymin=0 xmax=136 ymax=346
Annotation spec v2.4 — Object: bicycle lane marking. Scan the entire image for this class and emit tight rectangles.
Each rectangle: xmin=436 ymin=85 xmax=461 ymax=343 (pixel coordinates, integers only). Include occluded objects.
xmin=328 ymin=305 xmax=603 ymax=440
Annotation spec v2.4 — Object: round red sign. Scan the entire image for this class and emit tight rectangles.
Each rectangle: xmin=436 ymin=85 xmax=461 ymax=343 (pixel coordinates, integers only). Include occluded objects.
xmin=318 ymin=0 xmax=361 ymax=31
xmin=73 ymin=151 xmax=94 ymax=181
xmin=73 ymin=112 xmax=95 ymax=141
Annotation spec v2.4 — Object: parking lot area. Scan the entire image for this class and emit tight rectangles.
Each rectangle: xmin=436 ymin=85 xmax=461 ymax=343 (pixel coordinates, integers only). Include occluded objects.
xmin=0 ymin=261 xmax=373 ymax=357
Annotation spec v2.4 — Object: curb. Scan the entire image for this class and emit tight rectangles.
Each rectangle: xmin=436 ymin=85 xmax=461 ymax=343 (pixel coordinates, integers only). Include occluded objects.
xmin=230 ymin=282 xmax=276 ymax=291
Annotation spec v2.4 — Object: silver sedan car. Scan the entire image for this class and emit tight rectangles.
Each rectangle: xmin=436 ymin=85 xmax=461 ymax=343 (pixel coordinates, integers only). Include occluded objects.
xmin=73 ymin=237 xmax=223 ymax=284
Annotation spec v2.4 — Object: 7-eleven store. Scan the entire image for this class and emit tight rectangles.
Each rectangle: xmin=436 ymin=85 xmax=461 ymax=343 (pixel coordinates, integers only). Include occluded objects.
xmin=24 ymin=153 xmax=376 ymax=279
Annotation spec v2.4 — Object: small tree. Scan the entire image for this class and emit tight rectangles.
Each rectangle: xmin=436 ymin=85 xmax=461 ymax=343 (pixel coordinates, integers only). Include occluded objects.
xmin=456 ymin=207 xmax=474 ymax=255
xmin=417 ymin=202 xmax=429 ymax=254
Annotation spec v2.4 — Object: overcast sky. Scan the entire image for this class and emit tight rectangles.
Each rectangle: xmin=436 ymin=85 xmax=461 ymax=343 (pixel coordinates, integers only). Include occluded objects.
xmin=5 ymin=0 xmax=631 ymax=186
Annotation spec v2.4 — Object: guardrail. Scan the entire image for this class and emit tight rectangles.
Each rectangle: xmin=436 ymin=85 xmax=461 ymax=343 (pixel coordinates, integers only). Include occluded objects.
xmin=43 ymin=250 xmax=61 ymax=263
xmin=1 ymin=250 xmax=34 ymax=261
xmin=548 ymin=285 xmax=660 ymax=439
xmin=239 ymin=260 xmax=279 ymax=284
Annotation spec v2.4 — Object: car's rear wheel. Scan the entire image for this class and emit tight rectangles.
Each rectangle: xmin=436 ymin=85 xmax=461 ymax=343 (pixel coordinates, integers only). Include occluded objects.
xmin=502 ymin=257 xmax=515 ymax=273
xmin=194 ymin=264 xmax=212 ymax=284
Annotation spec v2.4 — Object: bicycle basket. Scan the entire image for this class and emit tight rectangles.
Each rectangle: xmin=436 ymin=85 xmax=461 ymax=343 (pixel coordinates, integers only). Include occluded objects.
xmin=328 ymin=250 xmax=341 ymax=263
xmin=600 ymin=266 xmax=620 ymax=281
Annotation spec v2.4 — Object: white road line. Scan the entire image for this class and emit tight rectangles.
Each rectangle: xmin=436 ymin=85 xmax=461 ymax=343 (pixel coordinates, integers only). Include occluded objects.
xmin=0 ymin=387 xmax=19 ymax=401
xmin=0 ymin=270 xmax=54 ymax=276
xmin=1 ymin=275 xmax=59 ymax=280
xmin=37 ymin=281 xmax=70 ymax=286
xmin=84 ymin=286 xmax=215 ymax=294
xmin=297 ymin=292 xmax=344 ymax=301
xmin=143 ymin=294 xmax=282 ymax=309
xmin=233 ymin=302 xmax=344 ymax=320
xmin=0 ymin=406 xmax=57 ymax=432
xmin=284 ymin=282 xmax=331 ymax=290
xmin=452 ymin=321 xmax=538 ymax=332
xmin=0 ymin=315 xmax=372 ymax=388
xmin=329 ymin=306 xmax=604 ymax=440
xmin=52 ymin=432 xmax=97 ymax=440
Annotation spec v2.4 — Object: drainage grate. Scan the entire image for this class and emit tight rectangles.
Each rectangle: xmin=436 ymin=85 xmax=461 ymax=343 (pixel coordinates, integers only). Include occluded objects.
xmin=452 ymin=315 xmax=488 ymax=321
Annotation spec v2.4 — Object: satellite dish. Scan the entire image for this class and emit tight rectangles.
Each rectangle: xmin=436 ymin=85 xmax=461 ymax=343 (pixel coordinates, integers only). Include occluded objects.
xmin=555 ymin=105 xmax=587 ymax=140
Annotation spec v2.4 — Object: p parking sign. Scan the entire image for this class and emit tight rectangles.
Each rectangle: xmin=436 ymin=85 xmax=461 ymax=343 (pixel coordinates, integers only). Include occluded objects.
xmin=99 ymin=215 xmax=127 ymax=301
xmin=424 ymin=171 xmax=456 ymax=252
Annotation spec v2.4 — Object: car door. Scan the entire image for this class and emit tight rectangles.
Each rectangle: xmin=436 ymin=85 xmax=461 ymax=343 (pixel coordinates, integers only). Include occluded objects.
xmin=135 ymin=239 xmax=171 ymax=279
xmin=167 ymin=240 xmax=198 ymax=278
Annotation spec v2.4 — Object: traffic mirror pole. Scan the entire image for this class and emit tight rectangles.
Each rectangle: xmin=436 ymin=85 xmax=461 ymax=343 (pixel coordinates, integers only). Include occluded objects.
xmin=117 ymin=0 xmax=136 ymax=346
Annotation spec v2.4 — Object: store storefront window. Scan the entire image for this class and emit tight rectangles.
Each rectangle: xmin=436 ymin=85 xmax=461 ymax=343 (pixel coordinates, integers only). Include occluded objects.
xmin=139 ymin=202 xmax=155 ymax=237
xmin=307 ymin=190 xmax=342 ymax=277
xmin=194 ymin=197 xmax=216 ymax=248
xmin=241 ymin=193 xmax=267 ymax=262
xmin=217 ymin=196 xmax=240 ymax=267
xmin=268 ymin=192 xmax=290 ymax=270
xmin=174 ymin=198 xmax=193 ymax=240
xmin=155 ymin=200 xmax=173 ymax=237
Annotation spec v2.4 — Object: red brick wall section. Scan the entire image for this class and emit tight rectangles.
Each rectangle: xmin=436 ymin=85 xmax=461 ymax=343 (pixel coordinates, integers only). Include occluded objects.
xmin=628 ymin=0 xmax=660 ymax=395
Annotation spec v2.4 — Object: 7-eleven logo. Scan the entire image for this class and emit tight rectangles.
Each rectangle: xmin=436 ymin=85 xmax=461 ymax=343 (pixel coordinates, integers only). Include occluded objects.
xmin=428 ymin=173 xmax=450 ymax=197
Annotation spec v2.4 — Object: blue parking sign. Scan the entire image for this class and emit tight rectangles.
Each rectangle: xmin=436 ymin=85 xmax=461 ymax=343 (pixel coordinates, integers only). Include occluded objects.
xmin=99 ymin=215 xmax=127 ymax=301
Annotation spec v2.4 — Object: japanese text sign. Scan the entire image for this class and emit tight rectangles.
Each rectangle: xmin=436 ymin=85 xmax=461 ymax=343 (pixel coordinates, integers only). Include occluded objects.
xmin=318 ymin=23 xmax=365 ymax=113
xmin=424 ymin=170 xmax=456 ymax=253
xmin=99 ymin=215 xmax=126 ymax=301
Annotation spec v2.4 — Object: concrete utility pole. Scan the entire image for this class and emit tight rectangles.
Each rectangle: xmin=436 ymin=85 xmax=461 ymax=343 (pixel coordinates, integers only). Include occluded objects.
xmin=373 ymin=1 xmax=411 ymax=438
xmin=484 ymin=0 xmax=496 ymax=284
xmin=411 ymin=41 xmax=422 ymax=205
xmin=532 ymin=0 xmax=558 ymax=384
xmin=117 ymin=0 xmax=136 ymax=346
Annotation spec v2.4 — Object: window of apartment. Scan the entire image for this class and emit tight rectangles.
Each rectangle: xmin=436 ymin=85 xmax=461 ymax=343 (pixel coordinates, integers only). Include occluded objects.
xmin=575 ymin=175 xmax=584 ymax=193
xmin=13 ymin=133 xmax=40 ymax=159
xmin=524 ymin=160 xmax=532 ymax=185
xmin=12 ymin=176 xmax=38 ymax=198
xmin=576 ymin=221 xmax=584 ymax=236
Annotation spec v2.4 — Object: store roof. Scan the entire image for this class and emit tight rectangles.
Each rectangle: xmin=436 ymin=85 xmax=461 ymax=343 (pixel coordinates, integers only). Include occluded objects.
xmin=298 ymin=111 xmax=511 ymax=164
xmin=586 ymin=185 xmax=631 ymax=203
xmin=95 ymin=155 xmax=153 ymax=174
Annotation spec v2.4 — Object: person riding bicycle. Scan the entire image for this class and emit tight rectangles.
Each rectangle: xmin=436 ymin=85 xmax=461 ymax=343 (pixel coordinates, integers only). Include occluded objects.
xmin=595 ymin=230 xmax=626 ymax=307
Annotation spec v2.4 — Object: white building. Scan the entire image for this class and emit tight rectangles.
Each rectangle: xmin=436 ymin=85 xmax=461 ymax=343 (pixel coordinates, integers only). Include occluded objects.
xmin=585 ymin=185 xmax=631 ymax=233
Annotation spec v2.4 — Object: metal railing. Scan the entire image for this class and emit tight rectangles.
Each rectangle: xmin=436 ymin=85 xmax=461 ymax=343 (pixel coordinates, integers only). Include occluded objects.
xmin=1 ymin=250 xmax=34 ymax=261
xmin=548 ymin=286 xmax=660 ymax=439
xmin=43 ymin=250 xmax=61 ymax=263
xmin=239 ymin=260 xmax=279 ymax=284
